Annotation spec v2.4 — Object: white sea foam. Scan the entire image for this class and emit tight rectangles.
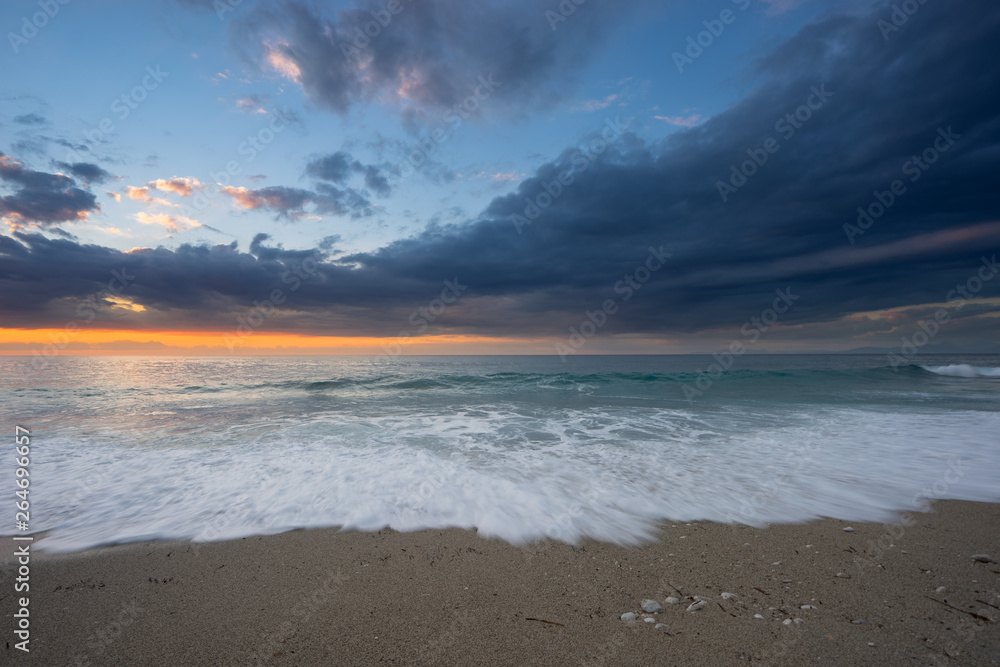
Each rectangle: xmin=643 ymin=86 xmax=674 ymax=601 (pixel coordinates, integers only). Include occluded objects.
xmin=922 ymin=364 xmax=1000 ymax=378
xmin=20 ymin=406 xmax=1000 ymax=552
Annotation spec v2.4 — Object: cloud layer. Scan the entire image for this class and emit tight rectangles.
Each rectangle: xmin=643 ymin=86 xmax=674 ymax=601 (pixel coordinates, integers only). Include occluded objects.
xmin=0 ymin=153 xmax=101 ymax=227
xmin=234 ymin=0 xmax=635 ymax=118
xmin=3 ymin=0 xmax=1000 ymax=349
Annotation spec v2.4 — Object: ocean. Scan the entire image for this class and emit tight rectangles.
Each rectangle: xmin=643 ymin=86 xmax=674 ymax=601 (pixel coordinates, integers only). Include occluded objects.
xmin=3 ymin=354 xmax=999 ymax=552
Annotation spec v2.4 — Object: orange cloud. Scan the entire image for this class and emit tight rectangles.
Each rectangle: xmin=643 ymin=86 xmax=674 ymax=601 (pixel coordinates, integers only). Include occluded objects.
xmin=133 ymin=212 xmax=200 ymax=232
xmin=95 ymin=226 xmax=127 ymax=236
xmin=125 ymin=186 xmax=176 ymax=208
xmin=148 ymin=177 xmax=203 ymax=197
xmin=220 ymin=186 xmax=260 ymax=209
xmin=265 ymin=42 xmax=302 ymax=83
xmin=126 ymin=185 xmax=151 ymax=201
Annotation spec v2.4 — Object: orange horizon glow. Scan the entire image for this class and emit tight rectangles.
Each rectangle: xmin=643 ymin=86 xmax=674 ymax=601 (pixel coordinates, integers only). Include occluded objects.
xmin=0 ymin=328 xmax=555 ymax=355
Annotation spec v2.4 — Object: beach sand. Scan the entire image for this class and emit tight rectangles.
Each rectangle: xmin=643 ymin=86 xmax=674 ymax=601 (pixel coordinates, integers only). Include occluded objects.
xmin=4 ymin=500 xmax=998 ymax=665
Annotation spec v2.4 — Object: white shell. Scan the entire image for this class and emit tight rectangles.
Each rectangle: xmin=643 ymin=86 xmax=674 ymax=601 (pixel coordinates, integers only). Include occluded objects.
xmin=686 ymin=600 xmax=707 ymax=612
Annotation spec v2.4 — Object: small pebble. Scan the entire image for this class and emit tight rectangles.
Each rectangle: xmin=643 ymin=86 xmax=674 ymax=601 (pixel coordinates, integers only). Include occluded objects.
xmin=782 ymin=619 xmax=793 ymax=626
xmin=835 ymin=573 xmax=850 ymax=578
xmin=772 ymin=561 xmax=782 ymax=566
xmin=644 ymin=617 xmax=655 ymax=623
xmin=721 ymin=592 xmax=737 ymax=600
xmin=686 ymin=600 xmax=707 ymax=612
xmin=655 ymin=623 xmax=667 ymax=629
xmin=665 ymin=596 xmax=680 ymax=605
xmin=852 ymin=618 xmax=868 ymax=625
xmin=800 ymin=605 xmax=817 ymax=610
xmin=867 ymin=642 xmax=876 ymax=647
xmin=641 ymin=599 xmax=663 ymax=613
xmin=936 ymin=586 xmax=947 ymax=594
xmin=843 ymin=527 xmax=854 ymax=532
xmin=753 ymin=614 xmax=765 ymax=620
xmin=620 ymin=612 xmax=638 ymax=622
xmin=972 ymin=554 xmax=996 ymax=564
xmin=794 ymin=618 xmax=805 ymax=625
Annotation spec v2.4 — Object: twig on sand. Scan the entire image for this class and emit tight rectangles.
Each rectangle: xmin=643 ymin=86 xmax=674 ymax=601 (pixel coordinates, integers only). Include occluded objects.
xmin=526 ymin=618 xmax=566 ymax=627
xmin=924 ymin=596 xmax=993 ymax=623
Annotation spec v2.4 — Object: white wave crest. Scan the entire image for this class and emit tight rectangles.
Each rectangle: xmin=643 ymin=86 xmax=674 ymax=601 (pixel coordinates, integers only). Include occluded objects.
xmin=922 ymin=364 xmax=1000 ymax=378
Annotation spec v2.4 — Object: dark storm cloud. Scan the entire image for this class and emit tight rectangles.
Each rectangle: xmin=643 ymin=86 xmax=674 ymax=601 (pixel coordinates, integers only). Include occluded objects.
xmin=220 ymin=185 xmax=314 ymax=219
xmin=0 ymin=152 xmax=100 ymax=226
xmin=306 ymin=151 xmax=392 ymax=197
xmin=220 ymin=183 xmax=374 ymax=220
xmin=339 ymin=0 xmax=1000 ymax=336
xmin=221 ymin=150 xmax=390 ymax=220
xmin=0 ymin=231 xmax=449 ymax=332
xmin=4 ymin=0 xmax=1000 ymax=341
xmin=54 ymin=161 xmax=113 ymax=185
xmin=313 ymin=183 xmax=374 ymax=219
xmin=230 ymin=0 xmax=636 ymax=116
xmin=13 ymin=113 xmax=47 ymax=126
xmin=305 ymin=152 xmax=353 ymax=183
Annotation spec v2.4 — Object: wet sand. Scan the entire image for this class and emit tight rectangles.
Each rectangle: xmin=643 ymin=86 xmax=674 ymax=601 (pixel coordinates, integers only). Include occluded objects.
xmin=4 ymin=500 xmax=998 ymax=665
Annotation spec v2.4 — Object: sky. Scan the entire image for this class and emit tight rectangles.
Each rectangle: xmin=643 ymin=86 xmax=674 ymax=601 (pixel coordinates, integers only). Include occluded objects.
xmin=1 ymin=0 xmax=998 ymax=356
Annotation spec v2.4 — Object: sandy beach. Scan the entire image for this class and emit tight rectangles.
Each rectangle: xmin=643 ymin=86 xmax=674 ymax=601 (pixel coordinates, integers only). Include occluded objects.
xmin=3 ymin=500 xmax=998 ymax=665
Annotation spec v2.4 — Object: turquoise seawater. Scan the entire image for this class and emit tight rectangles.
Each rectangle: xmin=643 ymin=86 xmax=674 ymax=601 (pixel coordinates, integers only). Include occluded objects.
xmin=2 ymin=354 xmax=998 ymax=551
